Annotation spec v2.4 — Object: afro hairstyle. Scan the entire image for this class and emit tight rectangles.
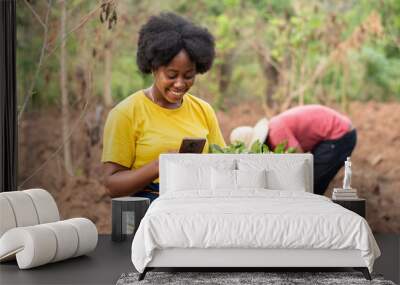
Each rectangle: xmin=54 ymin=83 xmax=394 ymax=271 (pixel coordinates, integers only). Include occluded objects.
xmin=136 ymin=12 xmax=215 ymax=74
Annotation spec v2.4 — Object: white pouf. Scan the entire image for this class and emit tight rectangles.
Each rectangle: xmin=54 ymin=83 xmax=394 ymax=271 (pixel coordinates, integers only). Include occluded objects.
xmin=0 ymin=218 xmax=98 ymax=269
xmin=0 ymin=189 xmax=98 ymax=269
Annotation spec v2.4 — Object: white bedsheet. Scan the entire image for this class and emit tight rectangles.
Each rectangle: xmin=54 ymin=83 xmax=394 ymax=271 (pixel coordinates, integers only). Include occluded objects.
xmin=131 ymin=190 xmax=380 ymax=273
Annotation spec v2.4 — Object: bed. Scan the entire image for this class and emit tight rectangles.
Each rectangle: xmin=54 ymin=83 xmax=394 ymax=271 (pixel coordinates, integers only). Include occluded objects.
xmin=131 ymin=154 xmax=380 ymax=280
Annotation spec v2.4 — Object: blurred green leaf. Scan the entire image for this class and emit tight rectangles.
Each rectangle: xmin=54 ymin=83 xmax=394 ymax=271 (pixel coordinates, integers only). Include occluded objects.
xmin=209 ymin=144 xmax=224 ymax=153
xmin=250 ymin=140 xmax=262 ymax=153
xmin=273 ymin=141 xmax=287 ymax=154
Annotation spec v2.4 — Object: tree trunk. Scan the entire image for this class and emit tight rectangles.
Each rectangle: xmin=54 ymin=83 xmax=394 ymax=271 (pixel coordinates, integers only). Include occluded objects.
xmin=258 ymin=53 xmax=279 ymax=110
xmin=252 ymin=41 xmax=280 ymax=116
xmin=60 ymin=0 xmax=73 ymax=176
xmin=103 ymin=41 xmax=113 ymax=107
xmin=214 ymin=53 xmax=233 ymax=110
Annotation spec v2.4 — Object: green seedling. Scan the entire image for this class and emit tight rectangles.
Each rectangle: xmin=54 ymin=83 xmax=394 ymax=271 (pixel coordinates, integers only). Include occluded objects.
xmin=209 ymin=140 xmax=296 ymax=154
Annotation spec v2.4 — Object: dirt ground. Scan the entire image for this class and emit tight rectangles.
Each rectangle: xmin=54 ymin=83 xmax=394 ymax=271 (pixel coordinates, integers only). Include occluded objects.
xmin=18 ymin=101 xmax=400 ymax=234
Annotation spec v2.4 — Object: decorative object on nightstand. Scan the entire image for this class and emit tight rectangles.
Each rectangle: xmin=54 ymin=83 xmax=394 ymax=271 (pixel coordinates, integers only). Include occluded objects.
xmin=332 ymin=157 xmax=359 ymax=200
xmin=112 ymin=197 xmax=150 ymax=242
xmin=332 ymin=157 xmax=365 ymax=217
xmin=332 ymin=198 xmax=366 ymax=218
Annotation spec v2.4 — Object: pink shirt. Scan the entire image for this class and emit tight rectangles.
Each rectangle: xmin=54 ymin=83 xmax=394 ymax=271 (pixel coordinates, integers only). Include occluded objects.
xmin=267 ymin=105 xmax=351 ymax=152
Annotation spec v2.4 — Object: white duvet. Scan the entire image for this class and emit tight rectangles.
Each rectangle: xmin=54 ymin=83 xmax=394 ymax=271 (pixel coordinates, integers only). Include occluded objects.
xmin=131 ymin=190 xmax=380 ymax=273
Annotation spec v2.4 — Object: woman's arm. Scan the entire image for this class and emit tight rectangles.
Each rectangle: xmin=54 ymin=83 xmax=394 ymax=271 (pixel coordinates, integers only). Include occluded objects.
xmin=103 ymin=160 xmax=159 ymax=198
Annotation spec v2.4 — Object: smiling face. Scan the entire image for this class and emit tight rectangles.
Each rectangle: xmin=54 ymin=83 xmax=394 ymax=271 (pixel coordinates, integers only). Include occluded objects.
xmin=151 ymin=50 xmax=196 ymax=108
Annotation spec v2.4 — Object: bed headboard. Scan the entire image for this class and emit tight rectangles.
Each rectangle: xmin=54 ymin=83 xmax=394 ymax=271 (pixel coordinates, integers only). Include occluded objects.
xmin=159 ymin=153 xmax=313 ymax=195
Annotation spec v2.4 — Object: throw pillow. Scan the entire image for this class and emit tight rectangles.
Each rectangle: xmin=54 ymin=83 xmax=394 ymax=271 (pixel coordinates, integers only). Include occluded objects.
xmin=236 ymin=169 xmax=268 ymax=189
xmin=211 ymin=168 xmax=237 ymax=190
xmin=167 ymin=162 xmax=211 ymax=191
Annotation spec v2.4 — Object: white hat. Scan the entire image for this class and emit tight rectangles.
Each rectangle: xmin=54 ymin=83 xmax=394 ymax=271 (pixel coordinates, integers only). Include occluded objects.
xmin=229 ymin=118 xmax=269 ymax=149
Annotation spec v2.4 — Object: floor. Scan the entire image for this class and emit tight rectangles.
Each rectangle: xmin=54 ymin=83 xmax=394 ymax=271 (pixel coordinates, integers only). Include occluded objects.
xmin=0 ymin=235 xmax=134 ymax=285
xmin=0 ymin=234 xmax=399 ymax=285
xmin=373 ymin=234 xmax=400 ymax=284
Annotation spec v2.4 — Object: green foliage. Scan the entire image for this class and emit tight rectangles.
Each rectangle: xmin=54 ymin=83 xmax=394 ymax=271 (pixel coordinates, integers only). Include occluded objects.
xmin=360 ymin=47 xmax=400 ymax=101
xmin=209 ymin=140 xmax=296 ymax=154
xmin=210 ymin=140 xmax=248 ymax=154
xmin=215 ymin=14 xmax=237 ymax=53
xmin=111 ymin=54 xmax=150 ymax=101
xmin=16 ymin=0 xmax=400 ymax=111
xmin=250 ymin=140 xmax=266 ymax=153
xmin=273 ymin=141 xmax=286 ymax=153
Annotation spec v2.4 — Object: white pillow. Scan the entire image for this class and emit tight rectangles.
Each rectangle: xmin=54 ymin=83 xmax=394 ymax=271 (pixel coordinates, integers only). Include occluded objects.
xmin=266 ymin=161 xmax=307 ymax=191
xmin=236 ymin=169 xmax=267 ymax=189
xmin=211 ymin=169 xmax=268 ymax=191
xmin=167 ymin=162 xmax=212 ymax=191
xmin=238 ymin=158 xmax=308 ymax=191
xmin=211 ymin=168 xmax=237 ymax=190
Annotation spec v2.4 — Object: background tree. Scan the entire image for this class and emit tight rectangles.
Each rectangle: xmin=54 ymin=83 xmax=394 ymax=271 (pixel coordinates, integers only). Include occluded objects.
xmin=60 ymin=0 xmax=73 ymax=176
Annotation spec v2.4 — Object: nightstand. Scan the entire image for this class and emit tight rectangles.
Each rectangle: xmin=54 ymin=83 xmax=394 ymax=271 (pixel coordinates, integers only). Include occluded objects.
xmin=112 ymin=197 xmax=150 ymax=242
xmin=332 ymin=198 xmax=366 ymax=218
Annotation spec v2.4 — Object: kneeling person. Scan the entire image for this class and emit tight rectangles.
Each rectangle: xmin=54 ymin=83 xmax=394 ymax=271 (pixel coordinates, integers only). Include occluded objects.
xmin=230 ymin=105 xmax=356 ymax=195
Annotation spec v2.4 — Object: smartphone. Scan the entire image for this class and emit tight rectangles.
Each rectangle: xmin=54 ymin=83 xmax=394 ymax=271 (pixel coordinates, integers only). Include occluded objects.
xmin=179 ymin=138 xmax=207 ymax=153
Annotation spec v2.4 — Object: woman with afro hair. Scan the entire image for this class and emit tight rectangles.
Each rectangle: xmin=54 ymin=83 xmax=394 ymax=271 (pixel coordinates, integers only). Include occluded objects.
xmin=101 ymin=13 xmax=226 ymax=201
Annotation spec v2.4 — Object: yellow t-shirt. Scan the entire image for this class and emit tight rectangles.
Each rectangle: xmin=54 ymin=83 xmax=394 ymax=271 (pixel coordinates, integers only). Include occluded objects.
xmin=101 ymin=90 xmax=226 ymax=181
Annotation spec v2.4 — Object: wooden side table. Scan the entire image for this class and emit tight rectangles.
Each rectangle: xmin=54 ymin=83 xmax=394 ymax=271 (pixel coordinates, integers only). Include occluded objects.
xmin=332 ymin=198 xmax=366 ymax=218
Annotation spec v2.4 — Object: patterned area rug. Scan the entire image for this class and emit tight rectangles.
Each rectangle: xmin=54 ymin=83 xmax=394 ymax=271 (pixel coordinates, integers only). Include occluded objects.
xmin=116 ymin=271 xmax=395 ymax=285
